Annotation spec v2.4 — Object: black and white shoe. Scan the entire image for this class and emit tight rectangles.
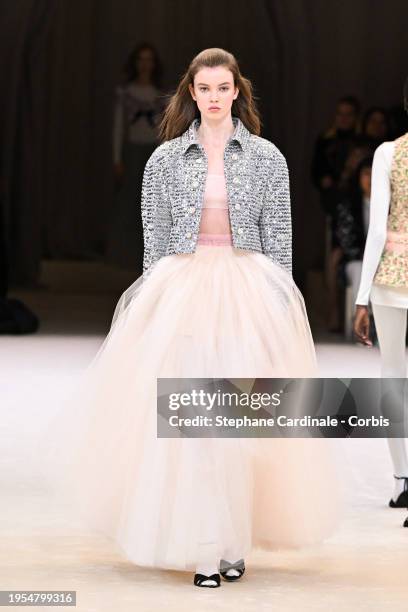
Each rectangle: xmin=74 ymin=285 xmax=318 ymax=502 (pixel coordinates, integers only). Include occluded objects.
xmin=389 ymin=476 xmax=408 ymax=508
xmin=219 ymin=558 xmax=245 ymax=581
xmin=193 ymin=572 xmax=221 ymax=588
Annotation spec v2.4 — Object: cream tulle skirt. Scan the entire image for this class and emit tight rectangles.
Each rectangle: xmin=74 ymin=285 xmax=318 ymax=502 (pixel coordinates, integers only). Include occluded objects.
xmin=39 ymin=245 xmax=342 ymax=571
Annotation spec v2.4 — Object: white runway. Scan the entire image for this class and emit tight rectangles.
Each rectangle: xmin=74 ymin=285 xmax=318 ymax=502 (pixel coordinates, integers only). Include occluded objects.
xmin=1 ymin=272 xmax=407 ymax=611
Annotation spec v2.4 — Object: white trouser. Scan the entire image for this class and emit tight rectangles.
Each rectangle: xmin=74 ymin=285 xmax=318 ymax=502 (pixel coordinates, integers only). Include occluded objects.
xmin=371 ymin=302 xmax=408 ymax=476
xmin=345 ymin=260 xmax=363 ymax=307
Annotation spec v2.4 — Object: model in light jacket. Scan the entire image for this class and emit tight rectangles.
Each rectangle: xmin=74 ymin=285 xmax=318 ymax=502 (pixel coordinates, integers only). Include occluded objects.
xmin=42 ymin=46 xmax=342 ymax=592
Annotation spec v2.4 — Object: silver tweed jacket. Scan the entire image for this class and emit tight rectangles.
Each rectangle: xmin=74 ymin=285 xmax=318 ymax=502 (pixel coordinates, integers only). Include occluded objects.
xmin=141 ymin=115 xmax=292 ymax=280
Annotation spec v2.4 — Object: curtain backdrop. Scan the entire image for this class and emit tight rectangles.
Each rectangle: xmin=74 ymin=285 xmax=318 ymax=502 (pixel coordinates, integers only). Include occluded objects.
xmin=1 ymin=0 xmax=408 ymax=287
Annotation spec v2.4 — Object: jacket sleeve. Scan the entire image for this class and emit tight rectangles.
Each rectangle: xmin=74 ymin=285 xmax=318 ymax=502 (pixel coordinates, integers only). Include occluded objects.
xmin=259 ymin=150 xmax=293 ymax=277
xmin=141 ymin=147 xmax=172 ymax=281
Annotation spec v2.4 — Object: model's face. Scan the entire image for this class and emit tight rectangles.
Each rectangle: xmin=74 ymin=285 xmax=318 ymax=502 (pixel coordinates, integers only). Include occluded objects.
xmin=189 ymin=66 xmax=238 ymax=120
xmin=137 ymin=48 xmax=155 ymax=77
xmin=335 ymin=102 xmax=358 ymax=131
xmin=365 ymin=111 xmax=387 ymax=140
xmin=359 ymin=167 xmax=371 ymax=196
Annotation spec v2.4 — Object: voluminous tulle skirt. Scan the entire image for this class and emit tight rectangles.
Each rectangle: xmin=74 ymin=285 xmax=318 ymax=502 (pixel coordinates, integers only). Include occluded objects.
xmin=39 ymin=245 xmax=342 ymax=571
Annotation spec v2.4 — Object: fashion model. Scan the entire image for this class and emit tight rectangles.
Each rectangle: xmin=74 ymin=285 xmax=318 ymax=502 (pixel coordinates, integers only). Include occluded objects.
xmin=43 ymin=48 xmax=340 ymax=588
xmin=354 ymin=76 xmax=408 ymax=520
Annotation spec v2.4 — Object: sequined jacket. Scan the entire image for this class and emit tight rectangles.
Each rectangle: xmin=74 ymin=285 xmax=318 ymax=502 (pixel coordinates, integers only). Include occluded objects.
xmin=373 ymin=131 xmax=408 ymax=287
xmin=141 ymin=115 xmax=292 ymax=280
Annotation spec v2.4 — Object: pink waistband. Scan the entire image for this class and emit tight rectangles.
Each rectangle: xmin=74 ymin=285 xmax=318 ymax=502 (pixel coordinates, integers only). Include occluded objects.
xmin=197 ymin=233 xmax=233 ymax=246
xmin=385 ymin=230 xmax=408 ymax=255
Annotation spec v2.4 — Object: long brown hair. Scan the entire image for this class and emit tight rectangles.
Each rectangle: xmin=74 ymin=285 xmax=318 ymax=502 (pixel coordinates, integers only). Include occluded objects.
xmin=158 ymin=48 xmax=262 ymax=142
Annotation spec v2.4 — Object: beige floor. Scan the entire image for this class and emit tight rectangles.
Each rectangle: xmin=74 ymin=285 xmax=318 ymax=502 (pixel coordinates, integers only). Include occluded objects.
xmin=1 ymin=439 xmax=407 ymax=612
xmin=1 ymin=269 xmax=408 ymax=611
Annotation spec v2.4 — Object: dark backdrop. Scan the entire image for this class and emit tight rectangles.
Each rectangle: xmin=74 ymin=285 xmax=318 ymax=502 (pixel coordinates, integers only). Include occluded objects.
xmin=1 ymin=0 xmax=408 ymax=288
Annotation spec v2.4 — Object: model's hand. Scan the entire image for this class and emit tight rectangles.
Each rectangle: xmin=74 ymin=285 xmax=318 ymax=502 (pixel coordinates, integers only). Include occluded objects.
xmin=353 ymin=305 xmax=372 ymax=346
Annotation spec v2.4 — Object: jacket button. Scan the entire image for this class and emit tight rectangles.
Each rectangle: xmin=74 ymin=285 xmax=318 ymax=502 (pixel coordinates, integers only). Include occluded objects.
xmin=186 ymin=231 xmax=192 ymax=238
xmin=189 ymin=206 xmax=195 ymax=213
xmin=235 ymin=203 xmax=241 ymax=210
xmin=237 ymin=227 xmax=243 ymax=235
xmin=195 ymin=157 xmax=203 ymax=163
xmin=192 ymin=180 xmax=198 ymax=187
xmin=233 ymin=176 xmax=239 ymax=184
xmin=232 ymin=153 xmax=238 ymax=160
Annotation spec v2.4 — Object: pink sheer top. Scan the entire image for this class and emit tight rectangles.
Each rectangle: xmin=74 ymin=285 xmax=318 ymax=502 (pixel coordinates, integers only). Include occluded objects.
xmin=197 ymin=173 xmax=233 ymax=246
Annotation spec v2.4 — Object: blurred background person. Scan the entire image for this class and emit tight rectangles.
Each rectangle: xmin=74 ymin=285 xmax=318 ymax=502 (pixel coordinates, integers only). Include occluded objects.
xmin=334 ymin=156 xmax=374 ymax=339
xmin=360 ymin=106 xmax=391 ymax=152
xmin=337 ymin=107 xmax=391 ymax=195
xmin=326 ymin=110 xmax=391 ymax=338
xmin=311 ymin=95 xmax=361 ymax=332
xmin=105 ymin=42 xmax=165 ymax=274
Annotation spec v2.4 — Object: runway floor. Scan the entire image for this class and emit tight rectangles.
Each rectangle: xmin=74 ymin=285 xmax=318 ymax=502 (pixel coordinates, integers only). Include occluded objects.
xmin=1 ymin=272 xmax=407 ymax=611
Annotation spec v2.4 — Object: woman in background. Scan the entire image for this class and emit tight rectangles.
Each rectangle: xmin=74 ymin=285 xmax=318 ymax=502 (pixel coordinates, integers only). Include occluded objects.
xmin=311 ymin=96 xmax=361 ymax=332
xmin=106 ymin=42 xmax=165 ymax=274
xmin=360 ymin=107 xmax=391 ymax=154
